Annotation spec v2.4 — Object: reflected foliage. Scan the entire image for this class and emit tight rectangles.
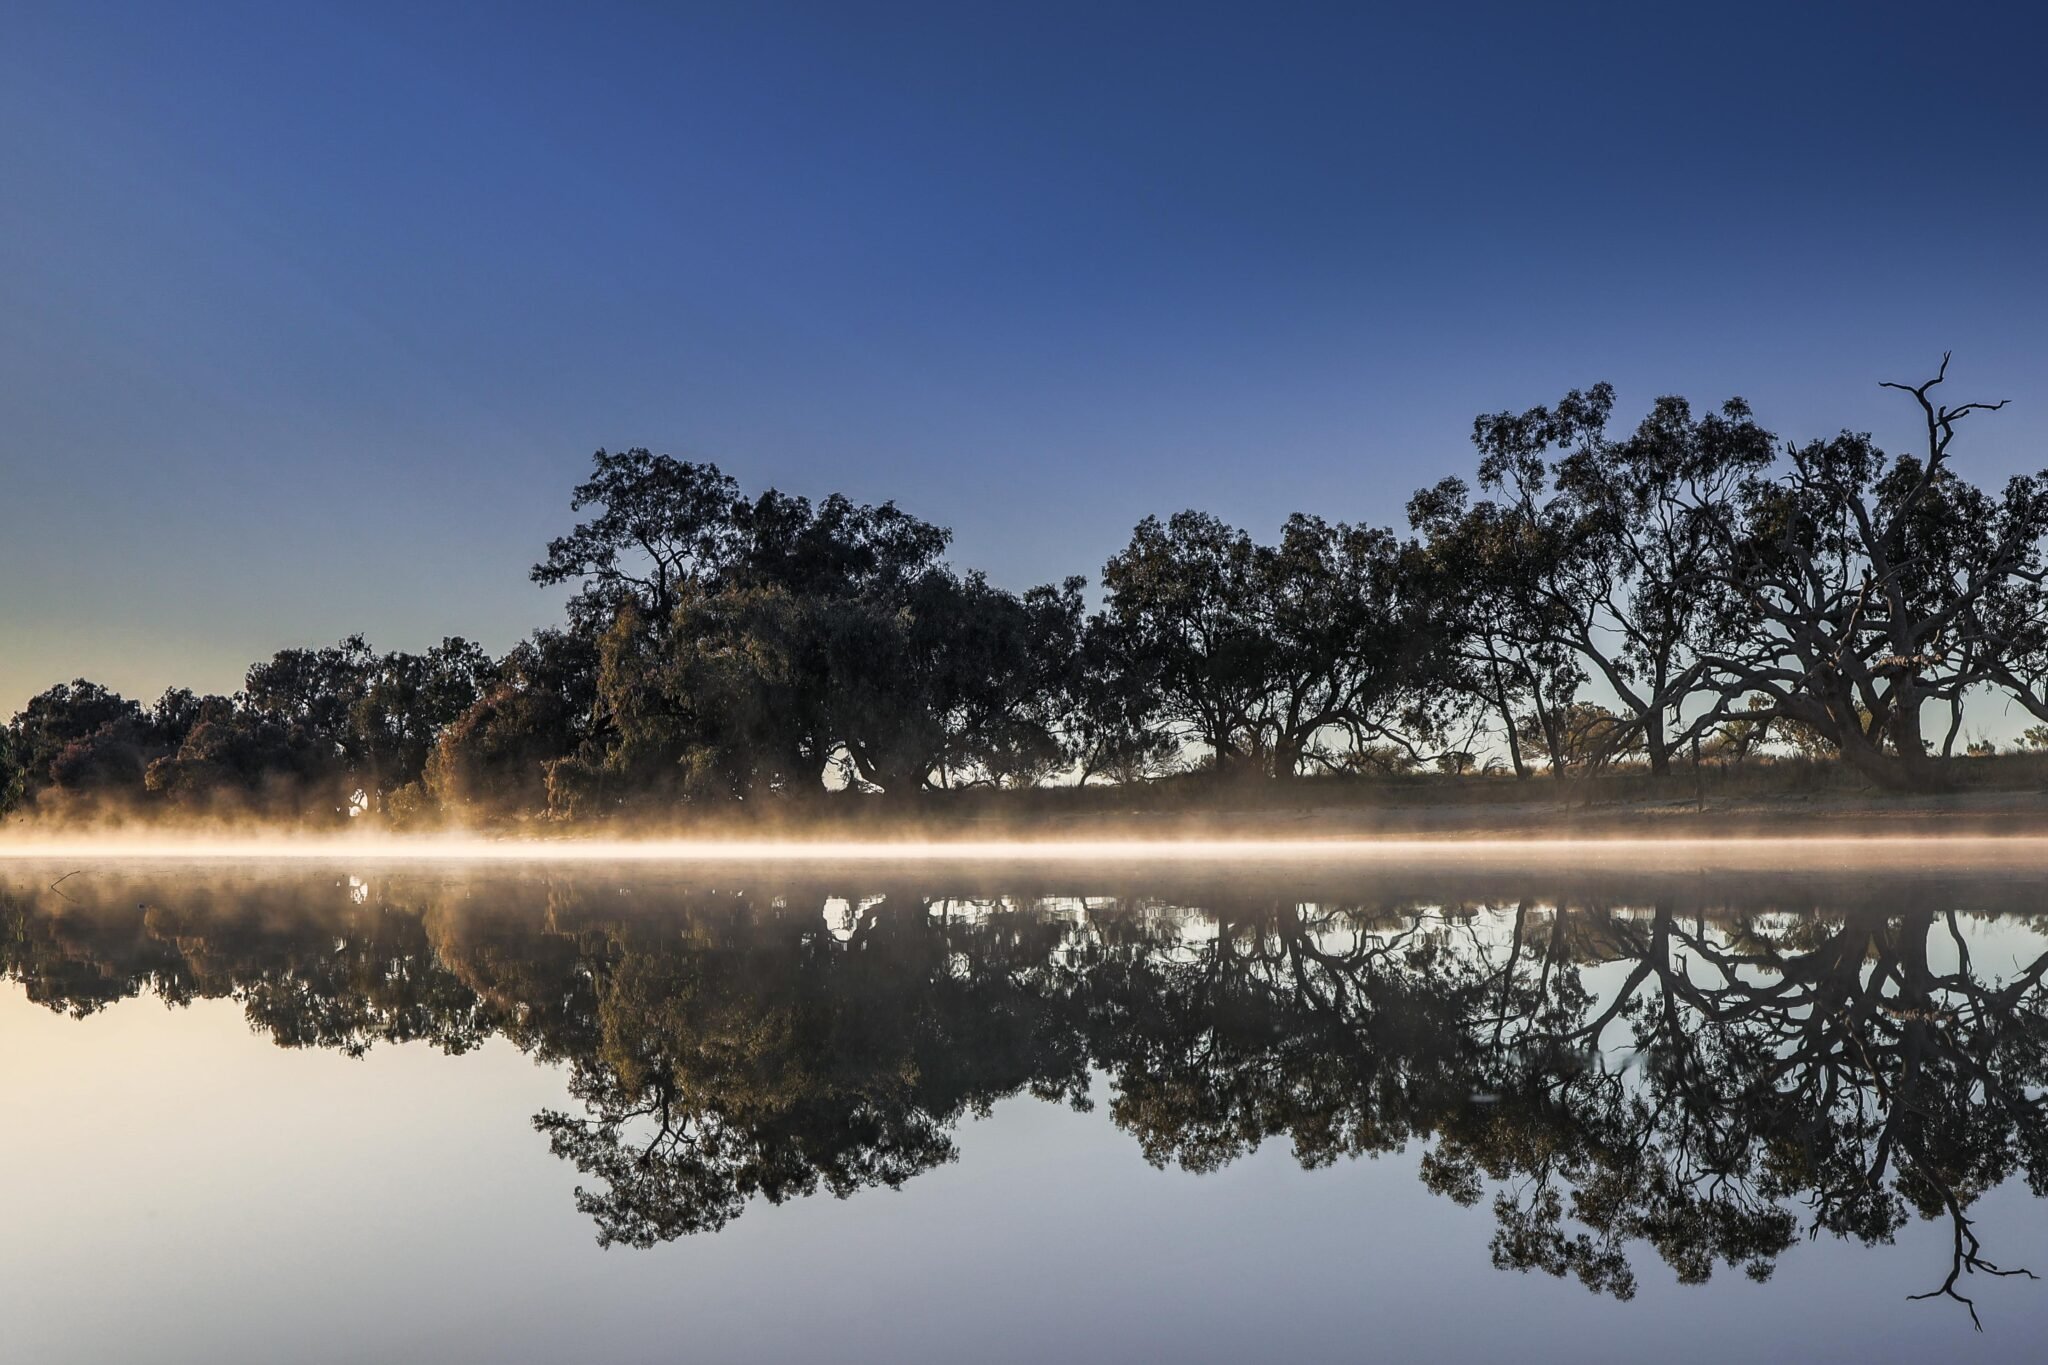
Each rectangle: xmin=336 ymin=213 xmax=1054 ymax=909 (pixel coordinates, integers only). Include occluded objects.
xmin=5 ymin=868 xmax=2047 ymax=1323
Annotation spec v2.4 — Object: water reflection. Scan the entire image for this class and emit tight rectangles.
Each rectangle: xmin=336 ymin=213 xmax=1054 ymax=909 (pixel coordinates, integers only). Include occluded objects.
xmin=6 ymin=861 xmax=2047 ymax=1328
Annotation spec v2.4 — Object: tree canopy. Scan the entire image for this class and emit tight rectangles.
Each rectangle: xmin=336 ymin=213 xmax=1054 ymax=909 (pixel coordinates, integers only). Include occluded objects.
xmin=10 ymin=357 xmax=2047 ymax=817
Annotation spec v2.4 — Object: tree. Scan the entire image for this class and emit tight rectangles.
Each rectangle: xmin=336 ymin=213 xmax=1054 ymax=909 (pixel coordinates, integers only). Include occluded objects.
xmin=728 ymin=488 xmax=953 ymax=601
xmin=972 ymin=577 xmax=1088 ymax=788
xmin=0 ymin=728 xmax=24 ymax=815
xmin=1409 ymin=478 xmax=1584 ymax=778
xmin=1705 ymin=358 xmax=2048 ymax=791
xmin=823 ymin=570 xmax=1084 ymax=794
xmin=426 ymin=684 xmax=579 ymax=814
xmin=1096 ymin=512 xmax=1268 ymax=772
xmin=1512 ymin=700 xmax=1643 ymax=774
xmin=531 ymin=450 xmax=744 ymax=633
xmin=242 ymin=636 xmax=376 ymax=765
xmin=350 ymin=638 xmax=498 ymax=798
xmin=533 ymin=456 xmax=972 ymax=803
xmin=1099 ymin=511 xmax=1454 ymax=778
xmin=587 ymin=603 xmax=691 ymax=798
xmin=1072 ymin=610 xmax=1182 ymax=785
xmin=144 ymin=703 xmax=298 ymax=805
xmin=1704 ymin=694 xmax=1774 ymax=765
xmin=148 ymin=687 xmax=211 ymax=748
xmin=656 ymin=586 xmax=833 ymax=801
xmin=1465 ymin=384 xmax=1771 ymax=776
xmin=7 ymin=680 xmax=154 ymax=799
xmin=1963 ymin=509 xmax=2048 ymax=735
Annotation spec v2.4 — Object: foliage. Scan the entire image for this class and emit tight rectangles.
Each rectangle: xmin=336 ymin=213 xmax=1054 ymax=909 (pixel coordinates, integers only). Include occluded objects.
xmin=1097 ymin=510 xmax=1455 ymax=779
xmin=0 ymin=728 xmax=23 ymax=814
xmin=12 ymin=357 xmax=2048 ymax=815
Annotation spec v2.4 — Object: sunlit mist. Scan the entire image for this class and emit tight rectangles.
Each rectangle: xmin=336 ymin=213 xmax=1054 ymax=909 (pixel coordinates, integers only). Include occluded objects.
xmin=4 ymin=831 xmax=2047 ymax=866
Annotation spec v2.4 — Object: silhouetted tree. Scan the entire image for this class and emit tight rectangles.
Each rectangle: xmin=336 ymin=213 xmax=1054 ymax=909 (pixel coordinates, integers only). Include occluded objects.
xmin=1457 ymin=384 xmax=1770 ymax=776
xmin=7 ymin=679 xmax=155 ymax=800
xmin=1071 ymin=610 xmax=1184 ymax=785
xmin=350 ymin=638 xmax=498 ymax=798
xmin=1704 ymin=358 xmax=2048 ymax=791
xmin=15 ymin=356 xmax=2048 ymax=816
xmin=0 ymin=729 xmax=24 ymax=814
xmin=1409 ymin=478 xmax=1584 ymax=777
xmin=531 ymin=450 xmax=744 ymax=633
xmin=1099 ymin=511 xmax=1453 ymax=778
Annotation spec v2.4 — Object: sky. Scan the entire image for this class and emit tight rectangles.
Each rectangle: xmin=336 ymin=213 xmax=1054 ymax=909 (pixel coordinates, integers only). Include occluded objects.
xmin=2 ymin=0 xmax=2046 ymax=715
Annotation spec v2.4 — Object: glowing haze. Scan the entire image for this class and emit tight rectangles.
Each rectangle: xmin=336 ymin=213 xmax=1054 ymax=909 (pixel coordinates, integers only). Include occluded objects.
xmin=5 ymin=833 xmax=2046 ymax=870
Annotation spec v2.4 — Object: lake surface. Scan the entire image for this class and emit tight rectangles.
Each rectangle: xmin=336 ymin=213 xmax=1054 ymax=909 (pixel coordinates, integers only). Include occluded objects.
xmin=6 ymin=849 xmax=2048 ymax=1363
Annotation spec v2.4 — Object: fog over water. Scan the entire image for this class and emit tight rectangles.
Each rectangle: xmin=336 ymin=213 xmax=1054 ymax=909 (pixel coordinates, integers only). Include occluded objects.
xmin=7 ymin=850 xmax=2048 ymax=1363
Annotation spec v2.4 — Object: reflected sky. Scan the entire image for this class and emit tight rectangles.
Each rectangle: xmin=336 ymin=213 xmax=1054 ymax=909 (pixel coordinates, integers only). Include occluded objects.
xmin=6 ymin=859 xmax=2048 ymax=1363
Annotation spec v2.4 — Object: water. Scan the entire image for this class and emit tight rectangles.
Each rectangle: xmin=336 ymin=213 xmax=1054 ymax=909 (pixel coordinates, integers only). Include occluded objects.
xmin=6 ymin=851 xmax=2048 ymax=1363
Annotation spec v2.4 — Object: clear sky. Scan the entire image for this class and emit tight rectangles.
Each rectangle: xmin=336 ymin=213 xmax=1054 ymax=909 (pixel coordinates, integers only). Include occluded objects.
xmin=3 ymin=0 xmax=2045 ymax=715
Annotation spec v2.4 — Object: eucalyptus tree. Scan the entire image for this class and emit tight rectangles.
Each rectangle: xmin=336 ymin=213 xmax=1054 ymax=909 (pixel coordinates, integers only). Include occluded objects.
xmin=539 ymin=456 xmax=962 ymax=801
xmin=8 ymin=680 xmax=144 ymax=790
xmin=411 ymin=628 xmax=598 ymax=816
xmin=6 ymin=679 xmax=157 ymax=799
xmin=1963 ymin=509 xmax=2048 ymax=734
xmin=1467 ymin=384 xmax=1771 ymax=776
xmin=1096 ymin=511 xmax=1268 ymax=770
xmin=1070 ymin=609 xmax=1184 ymax=786
xmin=1263 ymin=514 xmax=1459 ymax=775
xmin=531 ymin=449 xmax=744 ymax=633
xmin=424 ymin=681 xmax=581 ymax=813
xmin=143 ymin=700 xmax=297 ymax=805
xmin=1099 ymin=511 xmax=1453 ymax=778
xmin=349 ymin=638 xmax=498 ymax=796
xmin=728 ymin=487 xmax=953 ymax=601
xmin=241 ymin=635 xmax=378 ymax=768
xmin=823 ymin=569 xmax=1083 ymax=796
xmin=1704 ymin=358 xmax=2048 ymax=790
xmin=1407 ymin=478 xmax=1584 ymax=777
xmin=655 ymin=586 xmax=829 ymax=801
xmin=0 ymin=729 xmax=24 ymax=814
xmin=943 ymin=575 xmax=1088 ymax=789
xmin=547 ymin=456 xmax=1081 ymax=801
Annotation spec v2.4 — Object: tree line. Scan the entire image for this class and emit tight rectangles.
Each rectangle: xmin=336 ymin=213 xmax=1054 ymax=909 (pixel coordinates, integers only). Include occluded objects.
xmin=7 ymin=355 xmax=2048 ymax=821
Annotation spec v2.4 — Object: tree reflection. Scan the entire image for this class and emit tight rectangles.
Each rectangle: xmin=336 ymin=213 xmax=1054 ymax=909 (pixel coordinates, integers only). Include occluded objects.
xmin=4 ymin=869 xmax=2046 ymax=1324
xmin=529 ymin=894 xmax=1091 ymax=1246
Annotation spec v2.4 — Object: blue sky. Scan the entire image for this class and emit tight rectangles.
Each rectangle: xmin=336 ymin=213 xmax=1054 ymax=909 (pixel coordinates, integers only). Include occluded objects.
xmin=3 ymin=0 xmax=2045 ymax=713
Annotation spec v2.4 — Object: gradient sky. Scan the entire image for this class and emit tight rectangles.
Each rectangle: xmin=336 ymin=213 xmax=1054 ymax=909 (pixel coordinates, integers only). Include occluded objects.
xmin=3 ymin=0 xmax=2045 ymax=715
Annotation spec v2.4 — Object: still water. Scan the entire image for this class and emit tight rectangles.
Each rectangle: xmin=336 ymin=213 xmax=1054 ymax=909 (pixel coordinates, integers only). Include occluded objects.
xmin=6 ymin=851 xmax=2048 ymax=1363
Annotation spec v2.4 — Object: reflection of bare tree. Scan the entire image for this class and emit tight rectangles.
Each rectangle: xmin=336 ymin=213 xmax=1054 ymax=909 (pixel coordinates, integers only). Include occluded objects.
xmin=1431 ymin=902 xmax=2048 ymax=1326
xmin=4 ymin=872 xmax=2047 ymax=1326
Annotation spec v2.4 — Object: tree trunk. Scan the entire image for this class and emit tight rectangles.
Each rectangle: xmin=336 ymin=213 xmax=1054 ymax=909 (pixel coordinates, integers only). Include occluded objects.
xmin=1834 ymin=727 xmax=1944 ymax=793
xmin=1941 ymin=695 xmax=1965 ymax=759
xmin=1501 ymin=712 xmax=1528 ymax=780
xmin=1885 ymin=684 xmax=1946 ymax=790
xmin=1490 ymin=663 xmax=1528 ymax=780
